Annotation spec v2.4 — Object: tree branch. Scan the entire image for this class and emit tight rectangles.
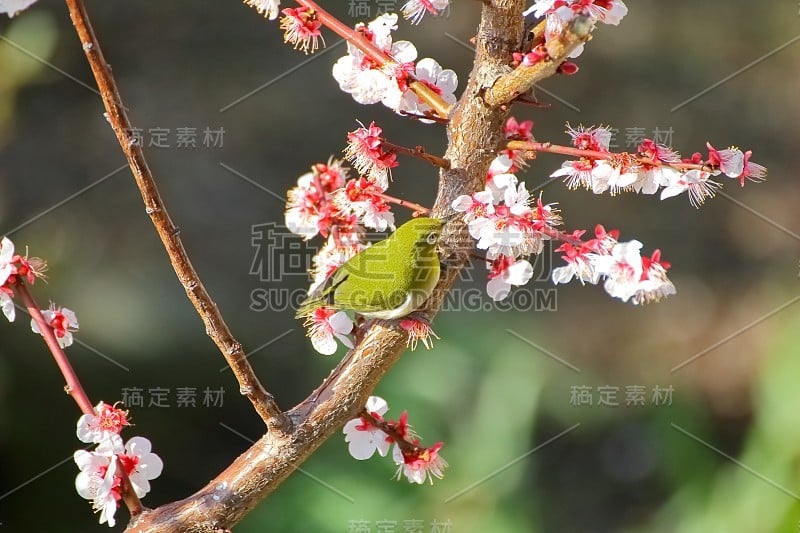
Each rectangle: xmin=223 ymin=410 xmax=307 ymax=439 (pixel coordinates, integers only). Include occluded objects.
xmin=126 ymin=1 xmax=528 ymax=530
xmin=63 ymin=0 xmax=289 ymax=432
xmin=483 ymin=15 xmax=593 ymax=107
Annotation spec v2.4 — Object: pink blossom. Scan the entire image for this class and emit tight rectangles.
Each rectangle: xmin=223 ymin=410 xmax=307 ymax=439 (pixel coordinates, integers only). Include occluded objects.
xmin=334 ymin=177 xmax=396 ymax=232
xmin=74 ymin=451 xmax=119 ymax=527
xmin=632 ymin=249 xmax=676 ymax=305
xmin=486 ymin=255 xmax=534 ymax=301
xmin=332 ymin=14 xmax=418 ymax=109
xmin=567 ymin=124 xmax=613 ymax=152
xmin=77 ymin=402 xmax=131 ymax=446
xmin=31 ymin=304 xmax=79 ymax=348
xmin=0 ymin=237 xmax=14 ymax=286
xmin=74 ymin=436 xmax=162 ymax=527
xmin=285 ymin=160 xmax=350 ymax=239
xmin=400 ymin=317 xmax=439 ymax=350
xmin=0 ymin=289 xmax=13 ymax=322
xmin=343 ymin=396 xmax=392 ymax=459
xmin=304 ymin=307 xmax=354 ymax=355
xmin=593 ymin=240 xmax=644 ymax=302
xmin=660 ymin=169 xmax=720 ymax=207
xmin=706 ymin=142 xmax=745 ymax=179
xmin=401 ymin=0 xmax=450 ymax=25
xmin=739 ymin=150 xmax=767 ymax=187
xmin=344 ymin=121 xmax=398 ymax=188
xmin=244 ymin=0 xmax=280 ymax=20
xmin=393 ymin=442 xmax=448 ymax=484
xmin=389 ymin=58 xmax=457 ymax=122
xmin=280 ymin=7 xmax=323 ymax=55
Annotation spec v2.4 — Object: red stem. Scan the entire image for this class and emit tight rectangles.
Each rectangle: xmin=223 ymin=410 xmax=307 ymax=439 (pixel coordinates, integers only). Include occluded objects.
xmin=16 ymin=282 xmax=94 ymax=415
xmin=381 ymin=140 xmax=450 ymax=169
xmin=506 ymin=140 xmax=707 ymax=171
xmin=359 ymin=409 xmax=421 ymax=454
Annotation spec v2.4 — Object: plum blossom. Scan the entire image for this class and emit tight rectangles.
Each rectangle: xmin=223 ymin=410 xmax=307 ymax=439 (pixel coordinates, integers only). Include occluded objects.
xmin=334 ymin=177 xmax=396 ymax=232
xmin=244 ymin=0 xmax=280 ymax=20
xmin=343 ymin=396 xmax=392 ymax=460
xmin=706 ymin=142 xmax=745 ymax=179
xmin=486 ymin=255 xmax=534 ymax=301
xmin=285 ymin=160 xmax=350 ymax=239
xmin=525 ymin=0 xmax=628 ymax=26
xmin=120 ymin=436 xmax=164 ymax=498
xmin=393 ymin=442 xmax=448 ymax=484
xmin=593 ymin=240 xmax=644 ymax=302
xmin=486 ymin=169 xmax=517 ymax=203
xmin=332 ymin=14 xmax=417 ymax=108
xmin=451 ymin=189 xmax=495 ymax=223
xmin=400 ymin=317 xmax=439 ymax=350
xmin=589 ymin=159 xmax=639 ymax=195
xmin=74 ymin=436 xmax=163 ymax=527
xmin=344 ymin=121 xmax=398 ymax=188
xmin=499 ymin=116 xmax=535 ymax=172
xmin=280 ymin=6 xmax=323 ymax=54
xmin=77 ymin=402 xmax=130 ymax=446
xmin=401 ymin=0 xmax=450 ymax=24
xmin=0 ymin=237 xmax=14 ymax=286
xmin=389 ymin=58 xmax=457 ymax=122
xmin=738 ymin=150 xmax=767 ymax=187
xmin=550 ymin=159 xmax=596 ymax=190
xmin=551 ymin=229 xmax=602 ymax=285
xmin=31 ymin=304 xmax=79 ymax=348
xmin=454 ymin=179 xmax=560 ymax=261
xmin=74 ymin=451 xmax=119 ymax=527
xmin=660 ymin=169 xmax=720 ymax=207
xmin=304 ymin=307 xmax=354 ymax=355
xmin=0 ymin=290 xmax=13 ymax=322
xmin=632 ymin=249 xmax=675 ymax=305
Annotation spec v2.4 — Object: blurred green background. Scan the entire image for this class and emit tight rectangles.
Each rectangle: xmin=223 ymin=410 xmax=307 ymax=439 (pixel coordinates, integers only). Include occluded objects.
xmin=1 ymin=1 xmax=799 ymax=531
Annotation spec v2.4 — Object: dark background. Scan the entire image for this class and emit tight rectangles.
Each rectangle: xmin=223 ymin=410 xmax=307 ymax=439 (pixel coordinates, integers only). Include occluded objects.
xmin=1 ymin=1 xmax=799 ymax=531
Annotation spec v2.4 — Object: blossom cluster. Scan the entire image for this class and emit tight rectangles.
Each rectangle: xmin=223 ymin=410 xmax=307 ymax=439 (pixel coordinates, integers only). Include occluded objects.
xmin=0 ymin=236 xmax=47 ymax=322
xmin=551 ymin=225 xmax=675 ymax=304
xmin=343 ymin=396 xmax=447 ymax=484
xmin=453 ymin=118 xmax=677 ymax=305
xmin=332 ymin=14 xmax=457 ymax=121
xmin=74 ymin=402 xmax=163 ymax=527
xmin=550 ymin=125 xmax=767 ymax=206
xmin=514 ymin=0 xmax=628 ymax=66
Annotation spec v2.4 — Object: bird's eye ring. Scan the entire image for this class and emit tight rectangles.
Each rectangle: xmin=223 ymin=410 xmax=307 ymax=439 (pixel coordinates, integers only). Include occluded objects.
xmin=426 ymin=232 xmax=438 ymax=245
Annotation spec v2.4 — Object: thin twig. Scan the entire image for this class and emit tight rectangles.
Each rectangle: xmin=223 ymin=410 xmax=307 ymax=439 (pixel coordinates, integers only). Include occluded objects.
xmin=63 ymin=0 xmax=289 ymax=432
xmin=381 ymin=141 xmax=451 ymax=169
xmin=506 ymin=140 xmax=707 ymax=171
xmin=16 ymin=282 xmax=94 ymax=415
xmin=376 ymin=192 xmax=431 ymax=214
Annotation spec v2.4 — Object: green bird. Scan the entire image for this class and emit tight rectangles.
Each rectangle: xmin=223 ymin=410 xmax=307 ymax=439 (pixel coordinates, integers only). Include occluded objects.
xmin=296 ymin=217 xmax=443 ymax=320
